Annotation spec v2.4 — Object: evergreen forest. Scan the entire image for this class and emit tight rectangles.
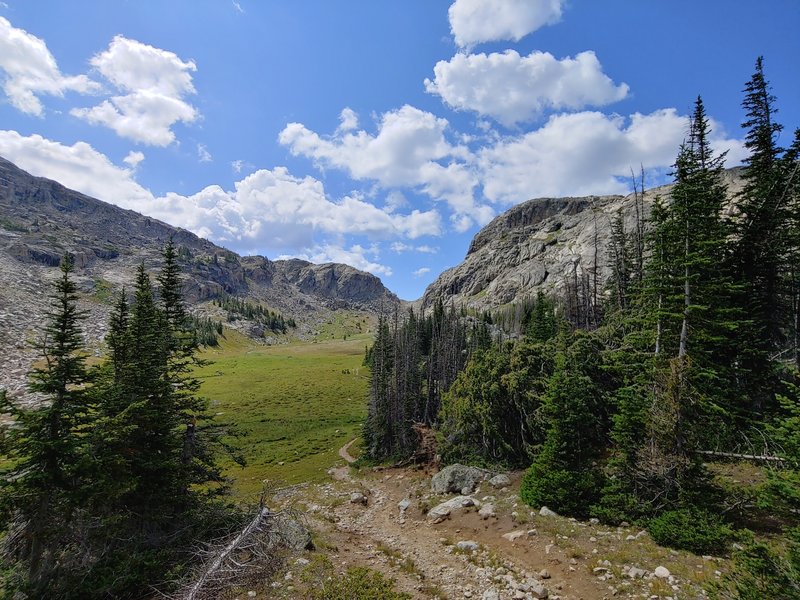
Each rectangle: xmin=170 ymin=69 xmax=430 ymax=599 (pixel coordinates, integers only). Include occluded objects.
xmin=364 ymin=58 xmax=800 ymax=597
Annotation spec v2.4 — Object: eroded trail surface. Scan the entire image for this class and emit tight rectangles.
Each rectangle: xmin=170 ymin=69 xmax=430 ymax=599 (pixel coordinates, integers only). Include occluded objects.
xmin=266 ymin=463 xmax=726 ymax=600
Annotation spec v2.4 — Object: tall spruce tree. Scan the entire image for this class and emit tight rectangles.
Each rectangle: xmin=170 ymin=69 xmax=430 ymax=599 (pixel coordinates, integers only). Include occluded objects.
xmin=0 ymin=254 xmax=89 ymax=595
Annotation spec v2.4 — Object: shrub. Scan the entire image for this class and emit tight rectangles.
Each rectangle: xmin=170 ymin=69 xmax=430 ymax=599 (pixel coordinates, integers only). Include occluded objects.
xmin=647 ymin=507 xmax=732 ymax=554
xmin=520 ymin=464 xmax=602 ymax=518
xmin=310 ymin=566 xmax=411 ymax=600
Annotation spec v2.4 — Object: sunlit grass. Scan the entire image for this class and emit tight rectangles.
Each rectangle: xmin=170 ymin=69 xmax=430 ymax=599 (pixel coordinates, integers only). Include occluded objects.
xmin=195 ymin=328 xmax=370 ymax=499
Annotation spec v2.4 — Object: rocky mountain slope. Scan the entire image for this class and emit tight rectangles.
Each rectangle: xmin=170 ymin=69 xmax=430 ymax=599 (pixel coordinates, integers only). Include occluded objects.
xmin=421 ymin=169 xmax=744 ymax=312
xmin=0 ymin=156 xmax=399 ymax=400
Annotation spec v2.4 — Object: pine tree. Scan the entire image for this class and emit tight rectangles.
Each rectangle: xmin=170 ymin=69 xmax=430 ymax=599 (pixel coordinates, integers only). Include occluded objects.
xmin=0 ymin=254 xmax=89 ymax=594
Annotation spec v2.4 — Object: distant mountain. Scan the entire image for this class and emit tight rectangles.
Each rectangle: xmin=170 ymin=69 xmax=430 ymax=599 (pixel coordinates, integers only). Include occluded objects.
xmin=420 ymin=168 xmax=744 ymax=312
xmin=0 ymin=156 xmax=399 ymax=400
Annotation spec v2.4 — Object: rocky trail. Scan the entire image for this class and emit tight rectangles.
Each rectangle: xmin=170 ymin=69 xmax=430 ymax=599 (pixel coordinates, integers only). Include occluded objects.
xmin=261 ymin=462 xmax=727 ymax=600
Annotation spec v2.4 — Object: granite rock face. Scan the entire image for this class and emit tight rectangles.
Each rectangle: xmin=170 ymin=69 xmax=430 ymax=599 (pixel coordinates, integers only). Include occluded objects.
xmin=421 ymin=169 xmax=744 ymax=312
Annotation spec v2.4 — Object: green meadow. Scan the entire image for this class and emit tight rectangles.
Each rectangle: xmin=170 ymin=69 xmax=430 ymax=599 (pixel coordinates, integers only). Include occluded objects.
xmin=194 ymin=329 xmax=370 ymax=499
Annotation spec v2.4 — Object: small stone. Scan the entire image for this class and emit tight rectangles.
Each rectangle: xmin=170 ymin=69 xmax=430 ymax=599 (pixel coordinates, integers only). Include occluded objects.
xmin=350 ymin=492 xmax=367 ymax=505
xmin=479 ymin=503 xmax=496 ymax=519
xmin=589 ymin=536 xmax=597 ymax=542
xmin=626 ymin=534 xmax=636 ymax=541
xmin=589 ymin=517 xmax=600 ymax=524
xmin=654 ymin=566 xmax=671 ymax=578
xmin=247 ymin=592 xmax=256 ymax=598
xmin=539 ymin=569 xmax=551 ymax=579
xmin=295 ymin=557 xmax=310 ymax=566
xmin=527 ymin=529 xmax=538 ymax=537
xmin=545 ymin=544 xmax=554 ymax=554
xmin=457 ymin=540 xmax=480 ymax=552
xmin=627 ymin=567 xmax=647 ymax=579
xmin=398 ymin=498 xmax=411 ymax=512
xmin=529 ymin=580 xmax=549 ymax=598
xmin=539 ymin=506 xmax=558 ymax=517
xmin=482 ymin=589 xmax=500 ymax=600
xmin=502 ymin=530 xmax=527 ymax=542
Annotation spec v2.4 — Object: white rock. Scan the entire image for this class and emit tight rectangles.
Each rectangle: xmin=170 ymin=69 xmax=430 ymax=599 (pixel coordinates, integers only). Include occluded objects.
xmin=398 ymin=498 xmax=411 ymax=512
xmin=539 ymin=506 xmax=558 ymax=517
xmin=457 ymin=540 xmax=480 ymax=552
xmin=482 ymin=589 xmax=500 ymax=600
xmin=502 ymin=530 xmax=526 ymax=542
xmin=654 ymin=566 xmax=671 ymax=578
xmin=479 ymin=503 xmax=496 ymax=519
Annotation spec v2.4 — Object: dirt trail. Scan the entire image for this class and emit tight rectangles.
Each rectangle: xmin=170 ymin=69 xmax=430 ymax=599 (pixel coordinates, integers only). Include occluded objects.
xmin=271 ymin=460 xmax=725 ymax=599
xmin=338 ymin=438 xmax=357 ymax=464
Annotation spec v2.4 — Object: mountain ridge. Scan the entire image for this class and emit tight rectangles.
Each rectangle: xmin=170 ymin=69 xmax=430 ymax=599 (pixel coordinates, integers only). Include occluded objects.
xmin=0 ymin=155 xmax=400 ymax=401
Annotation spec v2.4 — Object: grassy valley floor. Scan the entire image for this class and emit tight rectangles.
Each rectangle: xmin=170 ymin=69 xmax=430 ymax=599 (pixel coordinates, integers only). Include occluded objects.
xmin=195 ymin=330 xmax=369 ymax=499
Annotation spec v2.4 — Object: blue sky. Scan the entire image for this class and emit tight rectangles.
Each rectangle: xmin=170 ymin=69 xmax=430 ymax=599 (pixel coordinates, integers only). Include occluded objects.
xmin=0 ymin=1 xmax=797 ymax=300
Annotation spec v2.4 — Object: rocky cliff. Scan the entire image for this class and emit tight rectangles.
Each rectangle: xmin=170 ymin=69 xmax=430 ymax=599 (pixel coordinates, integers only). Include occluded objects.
xmin=421 ymin=169 xmax=744 ymax=312
xmin=0 ymin=156 xmax=399 ymax=399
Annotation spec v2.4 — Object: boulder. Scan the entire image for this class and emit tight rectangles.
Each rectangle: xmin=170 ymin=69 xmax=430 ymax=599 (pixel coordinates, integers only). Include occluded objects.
xmin=488 ymin=474 xmax=511 ymax=489
xmin=268 ymin=514 xmax=314 ymax=551
xmin=427 ymin=495 xmax=476 ymax=523
xmin=431 ymin=464 xmax=489 ymax=495
xmin=539 ymin=506 xmax=558 ymax=517
xmin=478 ymin=503 xmax=496 ymax=519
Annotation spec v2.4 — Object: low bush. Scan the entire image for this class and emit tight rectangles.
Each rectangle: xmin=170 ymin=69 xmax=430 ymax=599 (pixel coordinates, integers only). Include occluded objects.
xmin=647 ymin=507 xmax=732 ymax=554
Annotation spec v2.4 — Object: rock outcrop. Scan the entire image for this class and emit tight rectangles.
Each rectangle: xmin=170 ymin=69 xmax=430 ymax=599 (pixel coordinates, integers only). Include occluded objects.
xmin=421 ymin=168 xmax=744 ymax=312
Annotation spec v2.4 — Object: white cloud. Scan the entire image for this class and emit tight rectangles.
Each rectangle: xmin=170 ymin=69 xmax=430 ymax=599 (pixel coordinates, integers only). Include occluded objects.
xmin=197 ymin=143 xmax=212 ymax=162
xmin=0 ymin=130 xmax=441 ymax=262
xmin=232 ymin=1 xmax=244 ymax=14
xmin=304 ymin=244 xmax=392 ymax=277
xmin=71 ymin=36 xmax=198 ymax=146
xmin=448 ymin=0 xmax=563 ymax=47
xmin=392 ymin=242 xmax=439 ymax=254
xmin=123 ymin=150 xmax=145 ymax=168
xmin=426 ymin=50 xmax=628 ymax=126
xmin=279 ymin=104 xmax=493 ymax=229
xmin=479 ymin=109 xmax=746 ymax=204
xmin=0 ymin=129 xmax=152 ymax=207
xmin=231 ymin=159 xmax=249 ymax=174
xmin=0 ymin=17 xmax=98 ymax=116
xmin=413 ymin=267 xmax=431 ymax=277
xmin=336 ymin=107 xmax=359 ymax=133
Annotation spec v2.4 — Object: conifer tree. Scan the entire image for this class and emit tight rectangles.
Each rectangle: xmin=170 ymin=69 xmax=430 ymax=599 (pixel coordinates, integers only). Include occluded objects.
xmin=0 ymin=254 xmax=89 ymax=594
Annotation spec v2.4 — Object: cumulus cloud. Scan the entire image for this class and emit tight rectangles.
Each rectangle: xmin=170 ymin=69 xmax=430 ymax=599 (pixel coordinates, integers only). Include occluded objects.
xmin=0 ymin=129 xmax=152 ymax=206
xmin=336 ymin=107 xmax=359 ymax=133
xmin=479 ymin=109 xmax=746 ymax=204
xmin=448 ymin=0 xmax=563 ymax=47
xmin=413 ymin=267 xmax=431 ymax=277
xmin=0 ymin=17 xmax=99 ymax=116
xmin=294 ymin=244 xmax=393 ymax=277
xmin=0 ymin=130 xmax=440 ymax=275
xmin=279 ymin=104 xmax=493 ymax=229
xmin=123 ymin=150 xmax=145 ymax=168
xmin=425 ymin=50 xmax=628 ymax=126
xmin=71 ymin=36 xmax=198 ymax=146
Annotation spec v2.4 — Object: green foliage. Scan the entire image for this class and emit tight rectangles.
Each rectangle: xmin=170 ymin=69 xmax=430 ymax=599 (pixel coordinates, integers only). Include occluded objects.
xmin=0 ymin=245 xmax=239 ymax=598
xmin=709 ymin=528 xmax=800 ymax=600
xmin=364 ymin=302 xmax=472 ymax=461
xmin=519 ymin=332 xmax=608 ymax=517
xmin=214 ymin=292 xmax=295 ymax=333
xmin=310 ymin=566 xmax=411 ymax=600
xmin=647 ymin=508 xmax=732 ymax=555
xmin=439 ymin=343 xmax=539 ymax=467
